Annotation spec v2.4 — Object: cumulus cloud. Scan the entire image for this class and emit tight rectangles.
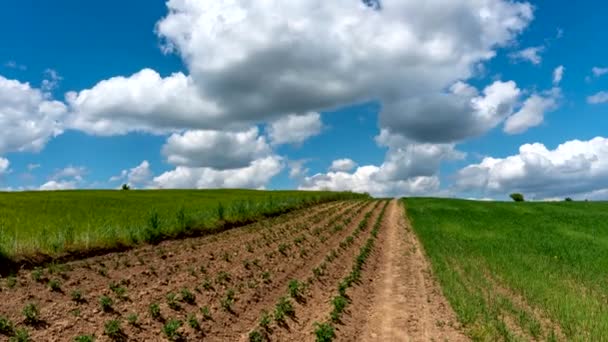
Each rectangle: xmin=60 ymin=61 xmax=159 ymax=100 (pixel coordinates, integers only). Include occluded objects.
xmin=51 ymin=166 xmax=87 ymax=181
xmin=0 ymin=157 xmax=9 ymax=174
xmin=268 ymin=112 xmax=322 ymax=145
xmin=587 ymin=91 xmax=608 ymax=104
xmin=329 ymin=159 xmax=357 ymax=172
xmin=509 ymin=46 xmax=544 ymax=65
xmin=301 ymin=130 xmax=464 ymax=197
xmin=288 ymin=159 xmax=311 ymax=179
xmin=153 ymin=156 xmax=283 ymax=189
xmin=162 ymin=127 xmax=270 ymax=169
xmin=40 ymin=180 xmax=77 ymax=191
xmin=300 ymin=166 xmax=441 ymax=198
xmin=454 ymin=137 xmax=608 ymax=199
xmin=66 ymin=69 xmax=223 ymax=135
xmin=109 ymin=160 xmax=153 ymax=188
xmin=0 ymin=75 xmax=66 ymax=154
xmin=67 ymin=0 xmax=532 ymax=144
xmin=504 ymin=89 xmax=560 ymax=134
xmin=381 ymin=80 xmax=522 ymax=142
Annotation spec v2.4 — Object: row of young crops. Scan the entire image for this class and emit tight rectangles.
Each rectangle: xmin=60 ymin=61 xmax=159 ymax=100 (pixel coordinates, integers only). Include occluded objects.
xmin=0 ymin=199 xmax=379 ymax=341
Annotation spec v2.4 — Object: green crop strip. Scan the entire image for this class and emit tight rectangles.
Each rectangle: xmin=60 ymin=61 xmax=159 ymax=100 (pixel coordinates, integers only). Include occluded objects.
xmin=0 ymin=189 xmax=368 ymax=266
xmin=405 ymin=198 xmax=608 ymax=341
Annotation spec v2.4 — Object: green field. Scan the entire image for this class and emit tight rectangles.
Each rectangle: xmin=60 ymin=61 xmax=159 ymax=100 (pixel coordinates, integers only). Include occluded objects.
xmin=0 ymin=189 xmax=366 ymax=262
xmin=405 ymin=198 xmax=608 ymax=341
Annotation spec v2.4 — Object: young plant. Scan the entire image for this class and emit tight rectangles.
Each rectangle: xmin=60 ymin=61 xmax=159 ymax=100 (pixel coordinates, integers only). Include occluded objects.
xmin=259 ymin=310 xmax=272 ymax=330
xmin=22 ymin=303 xmax=39 ymax=325
xmin=262 ymin=271 xmax=272 ymax=284
xmin=99 ymin=296 xmax=113 ymax=313
xmin=330 ymin=295 xmax=348 ymax=322
xmin=274 ymin=297 xmax=294 ymax=323
xmin=288 ymin=279 xmax=304 ymax=301
xmin=314 ymin=322 xmax=335 ymax=342
xmin=200 ymin=306 xmax=212 ymax=321
xmin=48 ymin=279 xmax=62 ymax=292
xmin=187 ymin=314 xmax=200 ymax=331
xmin=149 ymin=303 xmax=162 ymax=320
xmin=221 ymin=289 xmax=236 ymax=313
xmin=127 ymin=313 xmax=138 ymax=326
xmin=74 ymin=335 xmax=95 ymax=342
xmin=162 ymin=319 xmax=182 ymax=341
xmin=166 ymin=293 xmax=181 ymax=311
xmin=71 ymin=290 xmax=85 ymax=304
xmin=11 ymin=328 xmax=30 ymax=342
xmin=31 ymin=269 xmax=44 ymax=283
xmin=249 ymin=330 xmax=265 ymax=342
xmin=104 ymin=320 xmax=123 ymax=340
xmin=0 ymin=316 xmax=14 ymax=335
xmin=109 ymin=282 xmax=127 ymax=299
xmin=180 ymin=288 xmax=196 ymax=304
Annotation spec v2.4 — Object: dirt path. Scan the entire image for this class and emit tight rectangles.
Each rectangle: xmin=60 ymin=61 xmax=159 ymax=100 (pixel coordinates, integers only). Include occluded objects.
xmin=360 ymin=200 xmax=467 ymax=341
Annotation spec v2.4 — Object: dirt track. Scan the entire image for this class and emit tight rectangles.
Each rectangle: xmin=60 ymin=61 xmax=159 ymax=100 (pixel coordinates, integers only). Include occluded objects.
xmin=358 ymin=200 xmax=467 ymax=341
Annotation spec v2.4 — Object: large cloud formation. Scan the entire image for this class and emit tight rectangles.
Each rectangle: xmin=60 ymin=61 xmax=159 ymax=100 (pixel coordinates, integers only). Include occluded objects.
xmin=455 ymin=137 xmax=608 ymax=199
xmin=3 ymin=0 xmax=543 ymax=193
xmin=0 ymin=75 xmax=66 ymax=154
xmin=67 ymin=0 xmax=533 ymax=142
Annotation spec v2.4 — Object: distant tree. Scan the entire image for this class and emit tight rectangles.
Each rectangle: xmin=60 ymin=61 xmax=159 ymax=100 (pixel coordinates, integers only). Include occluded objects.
xmin=565 ymin=197 xmax=573 ymax=202
xmin=362 ymin=0 xmax=381 ymax=10
xmin=509 ymin=193 xmax=525 ymax=202
xmin=121 ymin=184 xmax=131 ymax=191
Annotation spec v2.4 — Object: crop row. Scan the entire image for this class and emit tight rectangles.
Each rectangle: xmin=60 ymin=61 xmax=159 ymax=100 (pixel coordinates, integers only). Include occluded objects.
xmin=314 ymin=200 xmax=389 ymax=341
xmin=247 ymin=201 xmax=383 ymax=341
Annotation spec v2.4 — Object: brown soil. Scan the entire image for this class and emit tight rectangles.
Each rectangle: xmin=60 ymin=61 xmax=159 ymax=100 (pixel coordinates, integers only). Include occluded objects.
xmin=356 ymin=200 xmax=467 ymax=342
xmin=0 ymin=200 xmax=367 ymax=341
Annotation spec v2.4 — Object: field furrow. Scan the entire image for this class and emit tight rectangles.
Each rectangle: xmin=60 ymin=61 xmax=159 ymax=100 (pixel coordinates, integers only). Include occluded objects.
xmin=0 ymin=199 xmax=370 ymax=341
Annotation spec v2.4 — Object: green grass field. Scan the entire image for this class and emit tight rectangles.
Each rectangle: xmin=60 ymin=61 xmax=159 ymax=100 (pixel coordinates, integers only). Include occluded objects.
xmin=405 ymin=198 xmax=608 ymax=341
xmin=0 ymin=189 xmax=366 ymax=262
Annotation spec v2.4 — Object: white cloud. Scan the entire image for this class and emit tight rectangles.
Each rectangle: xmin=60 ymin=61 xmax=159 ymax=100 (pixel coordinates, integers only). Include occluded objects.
xmin=329 ymin=159 xmax=357 ymax=172
xmin=0 ymin=75 xmax=67 ymax=154
xmin=66 ymin=69 xmax=223 ymax=135
xmin=162 ymin=127 xmax=270 ymax=169
xmin=268 ymin=112 xmax=322 ymax=145
xmin=288 ymin=159 xmax=310 ymax=179
xmin=153 ymin=156 xmax=283 ymax=189
xmin=39 ymin=180 xmax=77 ymax=191
xmin=509 ymin=46 xmax=544 ymax=65
xmin=300 ymin=166 xmax=441 ymax=198
xmin=592 ymin=67 xmax=608 ymax=78
xmin=587 ymin=91 xmax=608 ymax=104
xmin=110 ymin=160 xmax=153 ymax=188
xmin=553 ymin=65 xmax=564 ymax=85
xmin=0 ymin=157 xmax=9 ymax=174
xmin=128 ymin=160 xmax=153 ymax=186
xmin=27 ymin=163 xmax=41 ymax=171
xmin=301 ymin=130 xmax=464 ymax=197
xmin=51 ymin=166 xmax=87 ymax=181
xmin=382 ymin=80 xmax=522 ymax=143
xmin=504 ymin=89 xmax=560 ymax=134
xmin=67 ymin=0 xmax=532 ymax=144
xmin=41 ymin=69 xmax=62 ymax=92
xmin=454 ymin=137 xmax=608 ymax=199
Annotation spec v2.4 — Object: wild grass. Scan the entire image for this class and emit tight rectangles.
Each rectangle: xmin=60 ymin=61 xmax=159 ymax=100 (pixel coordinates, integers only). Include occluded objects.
xmin=405 ymin=198 xmax=608 ymax=341
xmin=0 ymin=189 xmax=367 ymax=262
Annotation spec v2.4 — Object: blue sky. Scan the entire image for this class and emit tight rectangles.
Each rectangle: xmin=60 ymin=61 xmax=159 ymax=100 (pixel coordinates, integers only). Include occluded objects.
xmin=1 ymin=0 xmax=608 ymax=199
